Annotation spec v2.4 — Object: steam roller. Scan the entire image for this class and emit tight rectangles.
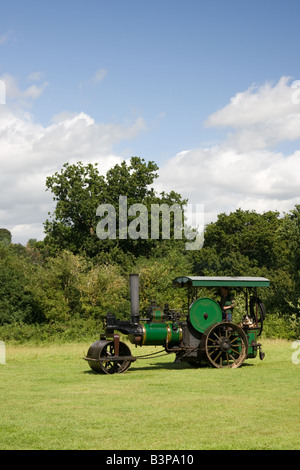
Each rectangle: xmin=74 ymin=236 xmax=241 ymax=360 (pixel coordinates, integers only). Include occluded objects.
xmin=84 ymin=274 xmax=269 ymax=373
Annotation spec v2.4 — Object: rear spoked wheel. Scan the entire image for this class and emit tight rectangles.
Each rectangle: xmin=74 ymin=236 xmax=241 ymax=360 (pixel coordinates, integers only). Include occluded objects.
xmin=204 ymin=322 xmax=248 ymax=368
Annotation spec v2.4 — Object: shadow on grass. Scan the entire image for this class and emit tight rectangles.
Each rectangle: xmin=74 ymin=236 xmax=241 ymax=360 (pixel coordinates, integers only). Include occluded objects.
xmin=83 ymin=359 xmax=194 ymax=374
xmin=83 ymin=358 xmax=254 ymax=374
xmin=130 ymin=360 xmax=254 ymax=371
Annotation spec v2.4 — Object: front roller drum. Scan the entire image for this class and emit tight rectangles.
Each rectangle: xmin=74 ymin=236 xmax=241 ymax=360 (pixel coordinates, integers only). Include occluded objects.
xmin=84 ymin=339 xmax=134 ymax=374
xmin=202 ymin=322 xmax=248 ymax=369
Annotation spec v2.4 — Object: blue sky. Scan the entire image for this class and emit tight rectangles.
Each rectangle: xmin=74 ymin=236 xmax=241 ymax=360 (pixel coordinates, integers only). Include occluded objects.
xmin=1 ymin=0 xmax=300 ymax=244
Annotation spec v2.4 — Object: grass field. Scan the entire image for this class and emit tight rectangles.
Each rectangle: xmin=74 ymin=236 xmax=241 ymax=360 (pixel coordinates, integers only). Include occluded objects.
xmin=0 ymin=339 xmax=299 ymax=450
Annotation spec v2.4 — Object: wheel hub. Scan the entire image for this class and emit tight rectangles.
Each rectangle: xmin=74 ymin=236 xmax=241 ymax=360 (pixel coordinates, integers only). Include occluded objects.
xmin=219 ymin=337 xmax=231 ymax=352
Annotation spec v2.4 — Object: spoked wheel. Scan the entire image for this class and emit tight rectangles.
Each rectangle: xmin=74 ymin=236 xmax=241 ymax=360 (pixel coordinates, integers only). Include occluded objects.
xmin=85 ymin=340 xmax=133 ymax=374
xmin=203 ymin=322 xmax=248 ymax=369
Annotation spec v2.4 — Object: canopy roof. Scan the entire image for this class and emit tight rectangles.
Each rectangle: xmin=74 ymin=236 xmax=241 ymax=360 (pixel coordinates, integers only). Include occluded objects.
xmin=173 ymin=276 xmax=270 ymax=288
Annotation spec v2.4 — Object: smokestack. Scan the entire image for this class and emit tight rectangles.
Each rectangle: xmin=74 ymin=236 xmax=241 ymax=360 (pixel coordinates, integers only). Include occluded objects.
xmin=130 ymin=274 xmax=140 ymax=324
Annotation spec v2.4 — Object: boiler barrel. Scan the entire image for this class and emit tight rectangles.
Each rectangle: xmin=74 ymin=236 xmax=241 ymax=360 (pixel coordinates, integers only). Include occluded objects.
xmin=140 ymin=322 xmax=182 ymax=346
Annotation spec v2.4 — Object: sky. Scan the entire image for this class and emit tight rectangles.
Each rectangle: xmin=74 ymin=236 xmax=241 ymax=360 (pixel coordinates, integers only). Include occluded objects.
xmin=1 ymin=0 xmax=300 ymax=245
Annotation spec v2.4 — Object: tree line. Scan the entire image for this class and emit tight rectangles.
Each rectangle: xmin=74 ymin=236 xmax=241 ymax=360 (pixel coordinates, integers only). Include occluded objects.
xmin=0 ymin=158 xmax=299 ymax=341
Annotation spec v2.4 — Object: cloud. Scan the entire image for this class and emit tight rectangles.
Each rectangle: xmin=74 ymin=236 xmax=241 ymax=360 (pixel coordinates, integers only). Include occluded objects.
xmin=2 ymin=74 xmax=300 ymax=244
xmin=78 ymin=68 xmax=108 ymax=92
xmin=158 ymin=146 xmax=300 ymax=209
xmin=0 ymin=30 xmax=13 ymax=46
xmin=206 ymin=77 xmax=295 ymax=128
xmin=205 ymin=76 xmax=300 ymax=151
xmin=0 ymin=95 xmax=146 ymax=244
xmin=91 ymin=68 xmax=108 ymax=84
xmin=0 ymin=73 xmax=48 ymax=109
xmin=158 ymin=77 xmax=300 ymax=226
xmin=27 ymin=71 xmax=45 ymax=82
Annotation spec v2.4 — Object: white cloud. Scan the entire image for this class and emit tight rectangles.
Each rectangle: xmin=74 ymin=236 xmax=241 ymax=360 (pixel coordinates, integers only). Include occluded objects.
xmin=91 ymin=68 xmax=108 ymax=84
xmin=206 ymin=77 xmax=295 ymax=128
xmin=0 ymin=73 xmax=48 ymax=109
xmin=2 ymin=74 xmax=300 ymax=245
xmin=158 ymin=77 xmax=300 ymax=226
xmin=205 ymin=76 xmax=300 ymax=151
xmin=0 ymin=96 xmax=146 ymax=244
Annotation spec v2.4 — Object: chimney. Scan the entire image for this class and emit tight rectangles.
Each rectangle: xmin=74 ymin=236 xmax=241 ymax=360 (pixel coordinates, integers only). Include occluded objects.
xmin=130 ymin=274 xmax=140 ymax=324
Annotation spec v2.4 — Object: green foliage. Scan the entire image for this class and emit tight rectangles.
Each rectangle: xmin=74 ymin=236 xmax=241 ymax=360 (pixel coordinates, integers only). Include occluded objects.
xmin=191 ymin=209 xmax=282 ymax=274
xmin=0 ymin=318 xmax=100 ymax=344
xmin=44 ymin=160 xmax=106 ymax=256
xmin=277 ymin=205 xmax=300 ymax=286
xmin=27 ymin=251 xmax=85 ymax=323
xmin=188 ymin=207 xmax=300 ymax=322
xmin=134 ymin=247 xmax=192 ymax=314
xmin=44 ymin=157 xmax=187 ymax=258
xmin=78 ymin=263 xmax=130 ymax=319
xmin=2 ymin=161 xmax=300 ymax=341
xmin=262 ymin=311 xmax=300 ymax=340
xmin=26 ymin=250 xmax=133 ymax=323
xmin=0 ymin=228 xmax=12 ymax=245
xmin=0 ymin=245 xmax=38 ymax=325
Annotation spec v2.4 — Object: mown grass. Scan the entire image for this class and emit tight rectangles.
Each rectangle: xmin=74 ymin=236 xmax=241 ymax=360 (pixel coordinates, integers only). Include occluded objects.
xmin=0 ymin=339 xmax=299 ymax=450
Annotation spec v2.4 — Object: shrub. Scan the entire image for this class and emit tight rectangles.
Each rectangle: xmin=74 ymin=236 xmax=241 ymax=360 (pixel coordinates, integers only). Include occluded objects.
xmin=262 ymin=311 xmax=300 ymax=340
xmin=0 ymin=318 xmax=101 ymax=344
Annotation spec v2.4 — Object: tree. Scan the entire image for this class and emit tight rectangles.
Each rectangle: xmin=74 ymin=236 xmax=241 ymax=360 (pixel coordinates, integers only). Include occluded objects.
xmin=44 ymin=161 xmax=106 ymax=256
xmin=276 ymin=205 xmax=300 ymax=304
xmin=43 ymin=157 xmax=187 ymax=258
xmin=190 ymin=209 xmax=283 ymax=276
xmin=0 ymin=244 xmax=39 ymax=324
xmin=0 ymin=229 xmax=11 ymax=245
xmin=188 ymin=208 xmax=300 ymax=316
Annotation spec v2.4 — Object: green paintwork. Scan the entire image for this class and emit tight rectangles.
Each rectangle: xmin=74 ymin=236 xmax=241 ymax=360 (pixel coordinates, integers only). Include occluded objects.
xmin=173 ymin=276 xmax=270 ymax=288
xmin=141 ymin=322 xmax=182 ymax=346
xmin=151 ymin=307 xmax=164 ymax=322
xmin=189 ymin=297 xmax=222 ymax=333
xmin=246 ymin=329 xmax=258 ymax=358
